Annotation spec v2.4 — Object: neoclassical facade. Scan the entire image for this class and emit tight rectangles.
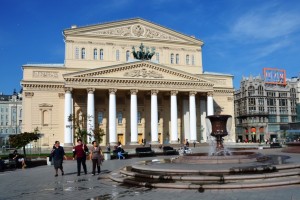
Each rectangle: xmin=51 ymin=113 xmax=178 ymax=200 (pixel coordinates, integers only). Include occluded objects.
xmin=21 ymin=18 xmax=235 ymax=147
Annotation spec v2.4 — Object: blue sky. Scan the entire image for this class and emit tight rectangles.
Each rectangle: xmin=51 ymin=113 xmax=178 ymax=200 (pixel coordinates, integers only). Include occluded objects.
xmin=1 ymin=0 xmax=300 ymax=94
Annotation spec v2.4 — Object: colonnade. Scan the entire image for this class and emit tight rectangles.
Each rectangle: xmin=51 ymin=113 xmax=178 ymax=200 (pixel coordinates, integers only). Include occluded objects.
xmin=64 ymin=88 xmax=214 ymax=146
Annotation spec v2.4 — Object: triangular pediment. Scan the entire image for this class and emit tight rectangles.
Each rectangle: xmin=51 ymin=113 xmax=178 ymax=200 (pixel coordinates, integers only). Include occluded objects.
xmin=64 ymin=61 xmax=212 ymax=84
xmin=64 ymin=18 xmax=203 ymax=45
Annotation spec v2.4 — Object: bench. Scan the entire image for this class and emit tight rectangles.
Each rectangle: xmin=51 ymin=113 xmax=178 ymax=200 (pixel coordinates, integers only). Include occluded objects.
xmin=163 ymin=146 xmax=178 ymax=155
xmin=135 ymin=147 xmax=155 ymax=157
xmin=270 ymin=143 xmax=282 ymax=148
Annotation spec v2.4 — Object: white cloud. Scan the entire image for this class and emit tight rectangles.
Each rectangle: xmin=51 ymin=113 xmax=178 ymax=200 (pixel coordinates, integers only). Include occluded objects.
xmin=232 ymin=10 xmax=300 ymax=40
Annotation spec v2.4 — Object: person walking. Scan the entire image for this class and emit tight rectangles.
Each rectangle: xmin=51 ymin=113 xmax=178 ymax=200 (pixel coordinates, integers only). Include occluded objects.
xmin=73 ymin=139 xmax=88 ymax=176
xmin=51 ymin=141 xmax=67 ymax=177
xmin=90 ymin=141 xmax=103 ymax=175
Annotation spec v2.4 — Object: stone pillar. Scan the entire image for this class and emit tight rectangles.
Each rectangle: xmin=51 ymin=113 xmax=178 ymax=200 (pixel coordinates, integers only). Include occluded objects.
xmin=200 ymin=97 xmax=207 ymax=142
xmin=64 ymin=88 xmax=73 ymax=147
xmin=151 ymin=90 xmax=159 ymax=144
xmin=109 ymin=88 xmax=117 ymax=145
xmin=87 ymin=88 xmax=95 ymax=144
xmin=207 ymin=91 xmax=214 ymax=116
xmin=189 ymin=91 xmax=197 ymax=142
xmin=130 ymin=89 xmax=138 ymax=144
xmin=170 ymin=90 xmax=178 ymax=143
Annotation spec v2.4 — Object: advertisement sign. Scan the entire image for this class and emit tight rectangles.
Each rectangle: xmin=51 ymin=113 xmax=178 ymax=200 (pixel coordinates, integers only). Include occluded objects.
xmin=263 ymin=68 xmax=286 ymax=85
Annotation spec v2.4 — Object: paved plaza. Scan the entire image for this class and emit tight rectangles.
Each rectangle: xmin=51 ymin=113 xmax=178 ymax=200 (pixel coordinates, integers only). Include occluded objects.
xmin=0 ymin=146 xmax=300 ymax=200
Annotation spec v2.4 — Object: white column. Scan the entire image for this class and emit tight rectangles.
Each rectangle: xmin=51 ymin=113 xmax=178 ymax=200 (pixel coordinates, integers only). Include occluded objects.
xmin=109 ymin=88 xmax=117 ymax=145
xmin=183 ymin=99 xmax=190 ymax=141
xmin=189 ymin=91 xmax=197 ymax=142
xmin=170 ymin=90 xmax=178 ymax=143
xmin=207 ymin=91 xmax=214 ymax=116
xmin=130 ymin=89 xmax=138 ymax=144
xmin=87 ymin=88 xmax=95 ymax=144
xmin=151 ymin=90 xmax=159 ymax=144
xmin=64 ymin=88 xmax=73 ymax=146
xmin=200 ymin=97 xmax=207 ymax=142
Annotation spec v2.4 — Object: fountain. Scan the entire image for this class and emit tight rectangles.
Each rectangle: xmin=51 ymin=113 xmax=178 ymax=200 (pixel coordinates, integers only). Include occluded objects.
xmin=206 ymin=115 xmax=232 ymax=156
xmin=109 ymin=115 xmax=300 ymax=190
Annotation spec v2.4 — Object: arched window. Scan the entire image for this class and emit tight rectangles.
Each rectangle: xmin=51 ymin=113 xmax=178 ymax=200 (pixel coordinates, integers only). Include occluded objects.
xmin=258 ymin=85 xmax=264 ymax=96
xmin=176 ymin=54 xmax=179 ymax=64
xmin=156 ymin=53 xmax=159 ymax=63
xmin=248 ymin=86 xmax=255 ymax=96
xmin=192 ymin=55 xmax=195 ymax=65
xmin=93 ymin=48 xmax=98 ymax=60
xmin=75 ymin=47 xmax=79 ymax=59
xmin=290 ymin=88 xmax=296 ymax=98
xmin=170 ymin=53 xmax=174 ymax=64
xmin=81 ymin=48 xmax=86 ymax=59
xmin=116 ymin=50 xmax=120 ymax=61
xmin=186 ymin=55 xmax=190 ymax=65
xmin=100 ymin=49 xmax=104 ymax=60
xmin=126 ymin=50 xmax=130 ymax=61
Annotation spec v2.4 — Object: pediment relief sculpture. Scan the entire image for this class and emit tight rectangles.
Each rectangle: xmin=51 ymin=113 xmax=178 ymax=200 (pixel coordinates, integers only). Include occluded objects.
xmin=124 ymin=68 xmax=163 ymax=78
xmin=39 ymin=103 xmax=53 ymax=107
xmin=88 ymin=24 xmax=185 ymax=42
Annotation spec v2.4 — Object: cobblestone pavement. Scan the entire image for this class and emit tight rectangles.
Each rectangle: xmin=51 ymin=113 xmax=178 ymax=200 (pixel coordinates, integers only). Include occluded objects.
xmin=0 ymin=147 xmax=300 ymax=200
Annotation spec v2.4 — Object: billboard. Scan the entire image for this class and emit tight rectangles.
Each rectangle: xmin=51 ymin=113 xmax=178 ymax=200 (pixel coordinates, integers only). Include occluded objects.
xmin=263 ymin=68 xmax=286 ymax=85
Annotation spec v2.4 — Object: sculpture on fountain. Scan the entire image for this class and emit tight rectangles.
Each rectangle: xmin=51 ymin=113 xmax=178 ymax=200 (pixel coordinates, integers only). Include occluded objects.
xmin=206 ymin=114 xmax=232 ymax=155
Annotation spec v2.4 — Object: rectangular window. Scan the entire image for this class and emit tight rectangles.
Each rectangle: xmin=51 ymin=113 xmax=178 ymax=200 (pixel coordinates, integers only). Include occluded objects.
xmin=267 ymin=98 xmax=276 ymax=106
xmin=138 ymin=111 xmax=142 ymax=124
xmin=117 ymin=112 xmax=123 ymax=124
xmin=93 ymin=49 xmax=98 ymax=60
xmin=280 ymin=116 xmax=289 ymax=122
xmin=192 ymin=55 xmax=195 ymax=65
xmin=248 ymin=98 xmax=256 ymax=106
xmin=75 ymin=47 xmax=79 ymax=59
xmin=97 ymin=112 xmax=103 ymax=124
xmin=269 ymin=116 xmax=277 ymax=123
xmin=156 ymin=53 xmax=159 ymax=63
xmin=116 ymin=50 xmax=120 ymax=61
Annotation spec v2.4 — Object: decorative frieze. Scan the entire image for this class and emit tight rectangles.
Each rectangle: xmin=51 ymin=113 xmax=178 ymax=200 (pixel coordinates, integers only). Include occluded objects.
xmin=33 ymin=71 xmax=58 ymax=78
xmin=58 ymin=93 xmax=65 ymax=98
xmin=89 ymin=24 xmax=185 ymax=42
xmin=124 ymin=68 xmax=163 ymax=78
xmin=25 ymin=92 xmax=34 ymax=98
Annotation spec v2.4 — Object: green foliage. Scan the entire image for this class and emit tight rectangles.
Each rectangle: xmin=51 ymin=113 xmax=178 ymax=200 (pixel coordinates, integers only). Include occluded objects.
xmin=94 ymin=127 xmax=105 ymax=144
xmin=75 ymin=127 xmax=89 ymax=144
xmin=9 ymin=131 xmax=41 ymax=157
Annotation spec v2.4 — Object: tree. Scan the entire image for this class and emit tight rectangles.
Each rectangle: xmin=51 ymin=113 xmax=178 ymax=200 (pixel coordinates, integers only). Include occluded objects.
xmin=9 ymin=131 xmax=41 ymax=157
xmin=94 ymin=127 xmax=105 ymax=144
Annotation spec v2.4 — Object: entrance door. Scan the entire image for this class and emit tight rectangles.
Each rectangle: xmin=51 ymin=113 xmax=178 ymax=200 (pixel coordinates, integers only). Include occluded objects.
xmin=158 ymin=133 xmax=162 ymax=144
xmin=118 ymin=134 xmax=124 ymax=145
xmin=138 ymin=133 xmax=143 ymax=144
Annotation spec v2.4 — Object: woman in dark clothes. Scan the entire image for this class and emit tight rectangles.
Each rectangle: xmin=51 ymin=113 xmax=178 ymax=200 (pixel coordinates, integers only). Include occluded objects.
xmin=51 ymin=141 xmax=67 ymax=177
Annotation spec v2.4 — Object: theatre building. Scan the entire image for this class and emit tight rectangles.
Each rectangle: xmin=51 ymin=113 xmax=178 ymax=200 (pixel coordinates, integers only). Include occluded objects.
xmin=21 ymin=18 xmax=235 ymax=147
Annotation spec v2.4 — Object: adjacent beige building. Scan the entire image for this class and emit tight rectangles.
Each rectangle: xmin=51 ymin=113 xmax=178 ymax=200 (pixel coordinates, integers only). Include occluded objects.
xmin=21 ymin=18 xmax=235 ymax=148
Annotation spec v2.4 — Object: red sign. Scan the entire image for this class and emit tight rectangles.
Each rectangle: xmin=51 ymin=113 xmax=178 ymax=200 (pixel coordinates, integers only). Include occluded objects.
xmin=263 ymin=68 xmax=286 ymax=85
